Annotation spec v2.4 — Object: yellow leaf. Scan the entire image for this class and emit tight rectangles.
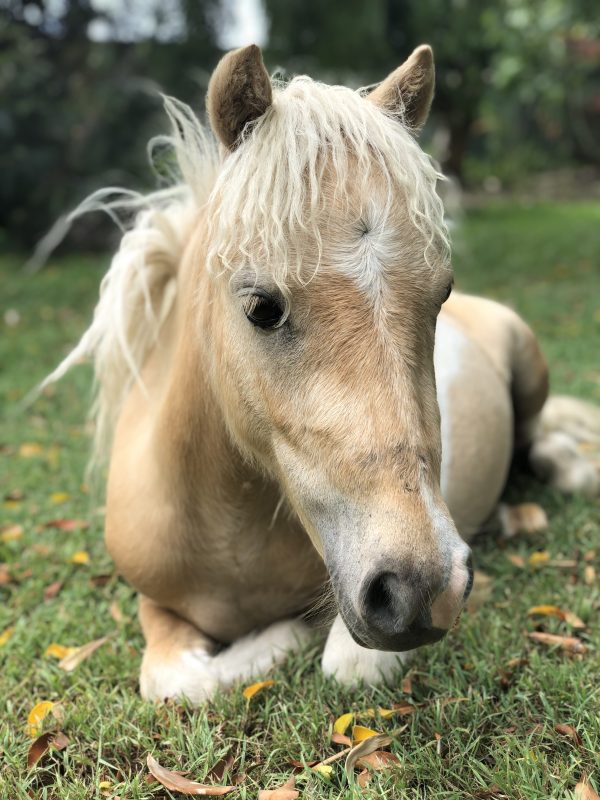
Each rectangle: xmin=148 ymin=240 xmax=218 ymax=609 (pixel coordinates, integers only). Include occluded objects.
xmin=3 ymin=500 xmax=21 ymax=510
xmin=242 ymin=679 xmax=275 ymax=700
xmin=312 ymin=764 xmax=333 ymax=780
xmin=50 ymin=492 xmax=70 ymax=505
xmin=333 ymin=712 xmax=354 ymax=735
xmin=69 ymin=550 xmax=90 ymax=565
xmin=26 ymin=701 xmax=55 ymax=738
xmin=528 ymin=551 xmax=550 ymax=567
xmin=527 ymin=605 xmax=585 ymax=629
xmin=98 ymin=781 xmax=113 ymax=790
xmin=19 ymin=442 xmax=44 ymax=458
xmin=45 ymin=643 xmax=77 ymax=660
xmin=352 ymin=725 xmax=379 ymax=743
xmin=0 ymin=626 xmax=15 ymax=647
xmin=1 ymin=524 xmax=23 ymax=542
xmin=365 ymin=707 xmax=397 ymax=720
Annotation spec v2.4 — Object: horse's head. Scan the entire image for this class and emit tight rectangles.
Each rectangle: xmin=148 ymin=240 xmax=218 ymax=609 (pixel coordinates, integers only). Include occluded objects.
xmin=203 ymin=45 xmax=472 ymax=652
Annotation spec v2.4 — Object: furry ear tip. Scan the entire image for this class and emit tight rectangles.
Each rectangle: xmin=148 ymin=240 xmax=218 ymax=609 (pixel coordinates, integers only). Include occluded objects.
xmin=412 ymin=44 xmax=434 ymax=65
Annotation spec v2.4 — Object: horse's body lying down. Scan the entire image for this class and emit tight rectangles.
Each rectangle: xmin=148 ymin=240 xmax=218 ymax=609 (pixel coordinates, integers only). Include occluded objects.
xmin=51 ymin=45 xmax=599 ymax=703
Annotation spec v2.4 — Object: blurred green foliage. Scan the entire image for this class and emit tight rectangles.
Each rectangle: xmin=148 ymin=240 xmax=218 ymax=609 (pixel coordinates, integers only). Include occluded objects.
xmin=0 ymin=0 xmax=598 ymax=250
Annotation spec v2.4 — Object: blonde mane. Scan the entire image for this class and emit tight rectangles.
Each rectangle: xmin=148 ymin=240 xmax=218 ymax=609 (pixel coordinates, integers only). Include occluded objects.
xmin=44 ymin=76 xmax=449 ymax=465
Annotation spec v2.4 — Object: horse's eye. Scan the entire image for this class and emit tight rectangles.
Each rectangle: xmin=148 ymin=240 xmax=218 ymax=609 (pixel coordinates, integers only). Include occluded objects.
xmin=243 ymin=292 xmax=285 ymax=329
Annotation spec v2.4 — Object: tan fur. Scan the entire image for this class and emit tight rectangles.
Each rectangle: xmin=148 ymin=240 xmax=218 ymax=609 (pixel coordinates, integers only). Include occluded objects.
xmin=51 ymin=46 xmax=598 ymax=700
xmin=207 ymin=45 xmax=272 ymax=150
xmin=368 ymin=44 xmax=435 ymax=131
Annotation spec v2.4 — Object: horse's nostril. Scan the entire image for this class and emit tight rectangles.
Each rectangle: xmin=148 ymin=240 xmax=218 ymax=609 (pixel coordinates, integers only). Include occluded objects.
xmin=362 ymin=570 xmax=420 ymax=632
xmin=364 ymin=572 xmax=394 ymax=617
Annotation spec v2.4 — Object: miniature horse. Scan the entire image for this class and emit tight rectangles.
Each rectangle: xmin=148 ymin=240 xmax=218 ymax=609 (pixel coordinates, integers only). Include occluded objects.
xmin=50 ymin=45 xmax=599 ymax=701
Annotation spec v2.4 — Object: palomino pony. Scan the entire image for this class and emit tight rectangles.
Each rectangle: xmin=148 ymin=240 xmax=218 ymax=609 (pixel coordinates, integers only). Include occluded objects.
xmin=49 ymin=45 xmax=599 ymax=702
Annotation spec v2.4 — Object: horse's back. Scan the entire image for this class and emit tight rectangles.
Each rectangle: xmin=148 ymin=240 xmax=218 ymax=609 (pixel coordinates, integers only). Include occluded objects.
xmin=435 ymin=293 xmax=548 ymax=538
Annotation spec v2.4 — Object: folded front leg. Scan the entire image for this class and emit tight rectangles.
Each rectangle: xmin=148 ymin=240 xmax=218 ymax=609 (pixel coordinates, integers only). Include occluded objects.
xmin=139 ymin=595 xmax=312 ymax=703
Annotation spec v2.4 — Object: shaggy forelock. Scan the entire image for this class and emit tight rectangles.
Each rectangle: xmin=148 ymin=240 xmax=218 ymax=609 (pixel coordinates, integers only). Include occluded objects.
xmin=204 ymin=76 xmax=450 ymax=290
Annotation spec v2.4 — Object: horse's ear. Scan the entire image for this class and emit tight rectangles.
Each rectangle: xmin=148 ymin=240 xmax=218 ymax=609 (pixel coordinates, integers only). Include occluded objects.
xmin=368 ymin=45 xmax=435 ymax=132
xmin=207 ymin=44 xmax=273 ymax=151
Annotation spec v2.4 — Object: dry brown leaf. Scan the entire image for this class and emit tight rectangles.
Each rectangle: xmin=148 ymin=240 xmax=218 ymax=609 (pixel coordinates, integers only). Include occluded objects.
xmin=1 ymin=523 xmax=23 ymax=542
xmin=506 ymin=553 xmax=526 ymax=568
xmin=146 ymin=754 xmax=235 ymax=796
xmin=584 ymin=565 xmax=596 ymax=585
xmin=391 ymin=701 xmax=416 ymax=715
xmin=527 ymin=631 xmax=587 ymax=654
xmin=554 ymin=723 xmax=582 ymax=746
xmin=401 ymin=672 xmax=413 ymax=694
xmin=258 ymin=776 xmax=298 ymax=800
xmin=575 ymin=781 xmax=600 ymax=800
xmin=331 ymin=731 xmax=352 ymax=747
xmin=205 ymin=750 xmax=235 ymax=783
xmin=0 ymin=564 xmax=12 ymax=585
xmin=44 ymin=518 xmax=89 ymax=531
xmin=345 ymin=733 xmax=392 ymax=778
xmin=242 ymin=679 xmax=275 ymax=700
xmin=357 ymin=750 xmax=400 ymax=770
xmin=466 ymin=571 xmax=493 ymax=612
xmin=44 ymin=580 xmax=64 ymax=601
xmin=527 ymin=605 xmax=585 ymax=629
xmin=109 ymin=602 xmax=125 ymax=624
xmin=500 ymin=503 xmax=548 ymax=538
xmin=27 ymin=731 xmax=69 ymax=768
xmin=58 ymin=636 xmax=109 ymax=671
xmin=90 ymin=573 xmax=113 ymax=587
xmin=357 ymin=768 xmax=371 ymax=787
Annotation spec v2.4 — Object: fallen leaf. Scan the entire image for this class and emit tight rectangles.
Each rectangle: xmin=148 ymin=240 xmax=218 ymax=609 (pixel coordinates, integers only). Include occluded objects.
xmin=26 ymin=701 xmax=55 ymax=738
xmin=4 ymin=488 xmax=25 ymax=501
xmin=58 ymin=636 xmax=109 ymax=671
xmin=352 ymin=725 xmax=379 ymax=743
xmin=1 ymin=523 xmax=23 ymax=542
xmin=44 ymin=518 xmax=89 ymax=531
xmin=333 ymin=712 xmax=354 ymax=735
xmin=0 ymin=626 xmax=15 ymax=647
xmin=205 ymin=750 xmax=234 ymax=783
xmin=258 ymin=776 xmax=299 ymax=800
xmin=0 ymin=564 xmax=12 ymax=585
xmin=99 ymin=780 xmax=113 ymax=790
xmin=110 ymin=601 xmax=125 ymax=624
xmin=146 ymin=754 xmax=235 ymax=796
xmin=345 ymin=733 xmax=392 ymax=778
xmin=575 ymin=781 xmax=600 ymax=800
xmin=554 ymin=723 xmax=582 ymax=746
xmin=90 ymin=573 xmax=113 ymax=587
xmin=528 ymin=551 xmax=551 ymax=567
xmin=527 ymin=631 xmax=587 ymax=654
xmin=357 ymin=768 xmax=371 ymax=787
xmin=50 ymin=492 xmax=70 ymax=504
xmin=466 ymin=571 xmax=493 ymax=612
xmin=242 ymin=680 xmax=275 ymax=700
xmin=584 ymin=566 xmax=596 ymax=585
xmin=68 ymin=550 xmax=90 ymax=565
xmin=357 ymin=750 xmax=400 ymax=770
xmin=500 ymin=502 xmax=548 ymax=538
xmin=401 ymin=673 xmax=413 ymax=694
xmin=19 ymin=443 xmax=44 ymax=458
xmin=527 ymin=605 xmax=585 ymax=629
xmin=391 ymin=701 xmax=416 ymax=715
xmin=312 ymin=764 xmax=333 ymax=780
xmin=331 ymin=731 xmax=352 ymax=746
xmin=44 ymin=580 xmax=64 ymax=601
xmin=27 ymin=730 xmax=69 ymax=768
xmin=45 ymin=643 xmax=77 ymax=660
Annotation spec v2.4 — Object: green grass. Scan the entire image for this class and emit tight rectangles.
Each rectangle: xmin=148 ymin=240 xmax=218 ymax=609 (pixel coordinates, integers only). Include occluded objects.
xmin=1 ymin=201 xmax=599 ymax=799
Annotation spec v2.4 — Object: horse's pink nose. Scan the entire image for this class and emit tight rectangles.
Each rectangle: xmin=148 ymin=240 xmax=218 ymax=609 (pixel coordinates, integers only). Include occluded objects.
xmin=358 ymin=560 xmax=462 ymax=651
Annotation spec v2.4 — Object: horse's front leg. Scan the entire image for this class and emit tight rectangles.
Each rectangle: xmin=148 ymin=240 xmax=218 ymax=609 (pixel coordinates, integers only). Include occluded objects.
xmin=321 ymin=614 xmax=411 ymax=686
xmin=138 ymin=595 xmax=312 ymax=703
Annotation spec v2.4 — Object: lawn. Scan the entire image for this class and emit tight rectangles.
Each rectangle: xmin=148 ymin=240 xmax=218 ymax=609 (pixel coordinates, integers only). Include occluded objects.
xmin=1 ymin=201 xmax=599 ymax=799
